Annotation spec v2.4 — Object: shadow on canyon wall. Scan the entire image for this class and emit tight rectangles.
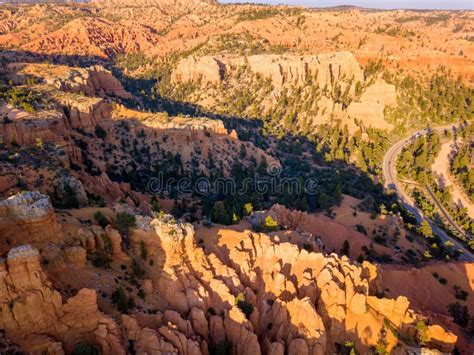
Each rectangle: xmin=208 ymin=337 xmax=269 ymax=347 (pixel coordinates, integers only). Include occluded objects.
xmin=0 ymin=49 xmax=472 ymax=353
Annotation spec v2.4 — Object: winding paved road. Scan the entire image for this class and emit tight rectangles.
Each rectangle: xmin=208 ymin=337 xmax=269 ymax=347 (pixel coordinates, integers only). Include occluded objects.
xmin=382 ymin=127 xmax=474 ymax=262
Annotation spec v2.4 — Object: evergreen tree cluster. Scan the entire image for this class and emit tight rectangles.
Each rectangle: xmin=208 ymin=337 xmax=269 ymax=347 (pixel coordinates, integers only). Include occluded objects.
xmin=451 ymin=142 xmax=473 ymax=201
xmin=397 ymin=131 xmax=441 ymax=182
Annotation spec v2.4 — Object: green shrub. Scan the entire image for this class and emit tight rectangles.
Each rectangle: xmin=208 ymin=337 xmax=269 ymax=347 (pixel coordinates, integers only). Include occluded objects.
xmin=132 ymin=259 xmax=145 ymax=278
xmin=339 ymin=341 xmax=357 ymax=355
xmin=111 ymin=286 xmax=135 ymax=314
xmin=341 ymin=240 xmax=350 ymax=256
xmin=448 ymin=302 xmax=469 ymax=327
xmin=150 ymin=196 xmax=161 ymax=213
xmin=140 ymin=240 xmax=148 ymax=260
xmin=4 ymin=86 xmax=46 ymax=113
xmin=100 ymin=234 xmax=112 ymax=267
xmin=95 ymin=124 xmax=107 ymax=139
xmin=415 ymin=320 xmax=431 ymax=345
xmin=263 ymin=215 xmax=279 ymax=232
xmin=236 ymin=8 xmax=279 ymax=23
xmin=72 ymin=342 xmax=100 ymax=355
xmin=235 ymin=292 xmax=254 ymax=319
xmin=453 ymin=285 xmax=469 ymax=301
xmin=51 ymin=182 xmax=80 ymax=209
xmin=92 ymin=255 xmax=109 ymax=268
xmin=94 ymin=211 xmax=110 ymax=228
xmin=243 ymin=203 xmax=253 ymax=216
xmin=356 ymin=224 xmax=367 ymax=235
xmin=116 ymin=212 xmax=136 ymax=237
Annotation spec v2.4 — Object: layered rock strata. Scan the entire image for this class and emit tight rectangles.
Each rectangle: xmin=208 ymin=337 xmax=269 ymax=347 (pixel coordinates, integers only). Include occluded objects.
xmin=0 ymin=192 xmax=62 ymax=253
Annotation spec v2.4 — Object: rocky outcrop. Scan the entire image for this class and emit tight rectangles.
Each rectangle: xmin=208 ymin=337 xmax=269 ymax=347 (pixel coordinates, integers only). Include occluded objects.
xmin=0 ymin=93 xmax=111 ymax=147
xmin=160 ymin=116 xmax=230 ymax=136
xmin=268 ymin=203 xmax=309 ymax=230
xmin=104 ymin=225 xmax=128 ymax=260
xmin=0 ymin=245 xmax=124 ymax=354
xmin=53 ymin=92 xmax=113 ymax=129
xmin=171 ymin=52 xmax=396 ymax=133
xmin=110 ymin=105 xmax=278 ymax=177
xmin=171 ymin=56 xmax=224 ymax=85
xmin=0 ymin=211 xmax=458 ymax=354
xmin=173 ymin=52 xmax=364 ymax=90
xmin=1 ymin=63 xmax=120 ymax=147
xmin=347 ymin=78 xmax=396 ymax=131
xmin=128 ymin=214 xmax=457 ymax=354
xmin=74 ymin=171 xmax=145 ymax=206
xmin=9 ymin=63 xmax=132 ymax=99
xmin=53 ymin=175 xmax=88 ymax=207
xmin=346 ymin=100 xmax=393 ymax=131
xmin=0 ymin=174 xmax=17 ymax=194
xmin=0 ymin=192 xmax=61 ymax=254
xmin=78 ymin=65 xmax=132 ymax=99
xmin=358 ymin=78 xmax=397 ymax=107
xmin=113 ymin=105 xmax=231 ymax=136
xmin=77 ymin=223 xmax=127 ymax=261
xmin=1 ymin=61 xmax=275 ymax=205
xmin=427 ymin=324 xmax=459 ymax=353
xmin=0 ymin=105 xmax=66 ymax=147
xmin=245 ymin=52 xmax=363 ymax=89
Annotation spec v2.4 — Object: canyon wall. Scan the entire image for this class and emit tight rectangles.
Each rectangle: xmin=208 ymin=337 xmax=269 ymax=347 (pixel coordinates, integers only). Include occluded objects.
xmin=0 ymin=96 xmax=112 ymax=147
xmin=172 ymin=52 xmax=365 ymax=91
xmin=171 ymin=52 xmax=398 ymax=133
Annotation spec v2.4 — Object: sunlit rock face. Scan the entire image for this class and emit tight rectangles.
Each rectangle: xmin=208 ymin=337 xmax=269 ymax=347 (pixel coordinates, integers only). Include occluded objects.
xmin=127 ymin=214 xmax=457 ymax=355
xmin=0 ymin=244 xmax=124 ymax=354
xmin=171 ymin=52 xmax=397 ymax=133
xmin=172 ymin=52 xmax=365 ymax=91
xmin=0 ymin=192 xmax=62 ymax=253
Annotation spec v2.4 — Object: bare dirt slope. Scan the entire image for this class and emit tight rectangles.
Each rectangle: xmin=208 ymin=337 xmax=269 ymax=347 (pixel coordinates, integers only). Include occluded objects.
xmin=432 ymin=140 xmax=474 ymax=219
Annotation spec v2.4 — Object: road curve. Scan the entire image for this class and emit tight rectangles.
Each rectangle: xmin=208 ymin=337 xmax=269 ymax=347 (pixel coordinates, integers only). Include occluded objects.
xmin=382 ymin=127 xmax=474 ymax=262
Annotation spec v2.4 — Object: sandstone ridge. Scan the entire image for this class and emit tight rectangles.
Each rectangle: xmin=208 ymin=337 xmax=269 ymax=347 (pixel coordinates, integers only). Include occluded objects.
xmin=170 ymin=52 xmax=397 ymax=133
xmin=172 ymin=52 xmax=365 ymax=90
xmin=9 ymin=63 xmax=132 ymax=99
xmin=0 ymin=192 xmax=62 ymax=254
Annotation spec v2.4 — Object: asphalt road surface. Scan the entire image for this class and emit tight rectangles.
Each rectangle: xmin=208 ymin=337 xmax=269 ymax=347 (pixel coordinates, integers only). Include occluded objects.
xmin=382 ymin=127 xmax=473 ymax=262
